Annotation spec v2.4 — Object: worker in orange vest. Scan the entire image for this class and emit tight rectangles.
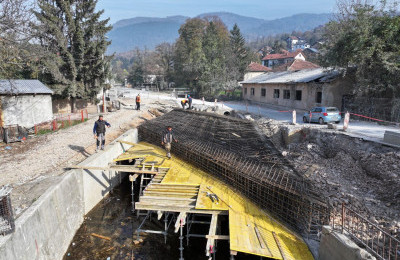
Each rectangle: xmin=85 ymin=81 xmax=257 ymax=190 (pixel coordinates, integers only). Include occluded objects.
xmin=136 ymin=94 xmax=141 ymax=110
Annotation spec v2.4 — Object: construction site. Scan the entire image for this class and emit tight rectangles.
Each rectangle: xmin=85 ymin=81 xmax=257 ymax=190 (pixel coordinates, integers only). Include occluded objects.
xmin=0 ymin=92 xmax=399 ymax=260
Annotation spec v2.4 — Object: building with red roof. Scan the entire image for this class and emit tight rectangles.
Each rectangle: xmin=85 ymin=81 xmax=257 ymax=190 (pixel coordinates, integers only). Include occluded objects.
xmin=262 ymin=50 xmax=305 ymax=68
xmin=244 ymin=62 xmax=272 ymax=81
xmin=273 ymin=59 xmax=320 ymax=72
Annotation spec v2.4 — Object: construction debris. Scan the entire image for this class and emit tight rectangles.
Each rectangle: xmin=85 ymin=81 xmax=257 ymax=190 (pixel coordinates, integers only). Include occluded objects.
xmin=257 ymin=117 xmax=400 ymax=238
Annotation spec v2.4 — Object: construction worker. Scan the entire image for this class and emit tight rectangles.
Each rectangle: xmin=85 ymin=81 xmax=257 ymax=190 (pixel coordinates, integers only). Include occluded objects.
xmin=93 ymin=115 xmax=111 ymax=152
xmin=188 ymin=95 xmax=193 ymax=109
xmin=136 ymin=94 xmax=141 ymax=110
xmin=181 ymin=99 xmax=188 ymax=109
xmin=161 ymin=126 xmax=178 ymax=159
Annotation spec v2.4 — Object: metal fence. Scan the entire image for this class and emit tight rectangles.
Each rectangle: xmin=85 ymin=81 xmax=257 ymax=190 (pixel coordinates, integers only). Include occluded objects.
xmin=0 ymin=186 xmax=14 ymax=236
xmin=34 ymin=109 xmax=88 ymax=134
xmin=342 ymin=96 xmax=400 ymax=123
xmin=331 ymin=204 xmax=400 ymax=260
xmin=138 ymin=109 xmax=330 ymax=237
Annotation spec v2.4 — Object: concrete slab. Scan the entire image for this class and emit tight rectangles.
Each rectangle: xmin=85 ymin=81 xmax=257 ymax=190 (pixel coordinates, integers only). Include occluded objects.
xmin=319 ymin=226 xmax=376 ymax=260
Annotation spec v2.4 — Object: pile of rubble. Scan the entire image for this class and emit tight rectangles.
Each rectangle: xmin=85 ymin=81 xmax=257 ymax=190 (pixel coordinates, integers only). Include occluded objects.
xmin=257 ymin=118 xmax=400 ymax=237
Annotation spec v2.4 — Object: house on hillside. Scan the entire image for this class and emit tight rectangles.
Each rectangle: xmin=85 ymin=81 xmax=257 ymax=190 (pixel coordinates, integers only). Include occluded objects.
xmin=272 ymin=59 xmax=320 ymax=72
xmin=241 ymin=68 xmax=352 ymax=111
xmin=244 ymin=62 xmax=272 ymax=81
xmin=0 ymin=80 xmax=53 ymax=128
xmin=286 ymin=36 xmax=299 ymax=50
xmin=262 ymin=50 xmax=305 ymax=68
xmin=287 ymin=36 xmax=311 ymax=52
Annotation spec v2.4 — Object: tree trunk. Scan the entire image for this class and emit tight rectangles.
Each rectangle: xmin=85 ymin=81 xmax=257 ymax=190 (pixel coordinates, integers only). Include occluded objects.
xmin=71 ymin=97 xmax=77 ymax=113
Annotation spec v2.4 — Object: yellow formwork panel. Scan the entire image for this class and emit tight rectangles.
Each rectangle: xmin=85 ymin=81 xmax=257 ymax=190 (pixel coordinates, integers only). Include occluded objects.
xmin=119 ymin=142 xmax=314 ymax=260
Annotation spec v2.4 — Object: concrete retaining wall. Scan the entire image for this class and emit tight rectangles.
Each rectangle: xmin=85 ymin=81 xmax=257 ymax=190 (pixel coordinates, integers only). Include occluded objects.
xmin=319 ymin=226 xmax=376 ymax=260
xmin=0 ymin=128 xmax=138 ymax=260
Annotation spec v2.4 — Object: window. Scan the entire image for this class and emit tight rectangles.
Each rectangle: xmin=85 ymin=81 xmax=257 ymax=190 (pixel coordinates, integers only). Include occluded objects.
xmin=251 ymin=88 xmax=255 ymax=96
xmin=295 ymin=90 xmax=302 ymax=101
xmin=316 ymin=91 xmax=322 ymax=103
xmin=261 ymin=88 xmax=266 ymax=97
xmin=314 ymin=108 xmax=323 ymax=113
xmin=283 ymin=90 xmax=290 ymax=99
xmin=244 ymin=87 xmax=247 ymax=95
xmin=274 ymin=89 xmax=280 ymax=98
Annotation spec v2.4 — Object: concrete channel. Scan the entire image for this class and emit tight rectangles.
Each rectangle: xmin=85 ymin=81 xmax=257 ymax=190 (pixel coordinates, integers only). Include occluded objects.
xmin=0 ymin=125 xmax=379 ymax=260
xmin=0 ymin=129 xmax=137 ymax=260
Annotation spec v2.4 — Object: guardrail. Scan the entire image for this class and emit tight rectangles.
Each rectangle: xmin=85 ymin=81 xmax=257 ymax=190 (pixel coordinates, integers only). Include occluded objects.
xmin=331 ymin=203 xmax=399 ymax=260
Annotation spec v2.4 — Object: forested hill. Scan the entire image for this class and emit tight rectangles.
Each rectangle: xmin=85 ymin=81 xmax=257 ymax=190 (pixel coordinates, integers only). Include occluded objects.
xmin=107 ymin=12 xmax=332 ymax=54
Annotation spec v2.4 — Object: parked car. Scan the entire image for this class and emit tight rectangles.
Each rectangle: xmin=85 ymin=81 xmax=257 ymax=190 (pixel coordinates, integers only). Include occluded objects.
xmin=303 ymin=107 xmax=341 ymax=124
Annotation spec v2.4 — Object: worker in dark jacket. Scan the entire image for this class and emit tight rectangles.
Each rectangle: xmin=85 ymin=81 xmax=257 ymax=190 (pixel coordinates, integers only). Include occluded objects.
xmin=187 ymin=95 xmax=193 ymax=109
xmin=93 ymin=115 xmax=111 ymax=152
xmin=161 ymin=126 xmax=178 ymax=159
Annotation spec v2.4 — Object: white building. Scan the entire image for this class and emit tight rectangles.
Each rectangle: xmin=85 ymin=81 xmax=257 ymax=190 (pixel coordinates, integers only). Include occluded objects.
xmin=0 ymin=80 xmax=53 ymax=128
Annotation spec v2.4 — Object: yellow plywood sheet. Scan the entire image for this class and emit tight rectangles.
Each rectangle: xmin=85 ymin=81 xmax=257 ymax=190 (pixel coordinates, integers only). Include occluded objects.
xmin=195 ymin=184 xmax=230 ymax=211
xmin=119 ymin=142 xmax=314 ymax=260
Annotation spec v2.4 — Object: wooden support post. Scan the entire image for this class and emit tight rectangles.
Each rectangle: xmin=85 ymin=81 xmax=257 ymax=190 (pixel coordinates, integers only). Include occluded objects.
xmin=175 ymin=212 xmax=187 ymax=233
xmin=206 ymin=214 xmax=218 ymax=257
xmin=157 ymin=210 xmax=163 ymax=220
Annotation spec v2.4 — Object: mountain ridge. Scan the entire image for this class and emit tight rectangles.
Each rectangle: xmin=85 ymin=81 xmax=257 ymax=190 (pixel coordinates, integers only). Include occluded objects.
xmin=107 ymin=12 xmax=332 ymax=54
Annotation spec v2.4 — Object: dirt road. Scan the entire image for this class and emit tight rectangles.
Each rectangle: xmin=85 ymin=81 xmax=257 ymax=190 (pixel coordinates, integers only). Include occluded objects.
xmin=0 ymin=95 xmax=176 ymax=216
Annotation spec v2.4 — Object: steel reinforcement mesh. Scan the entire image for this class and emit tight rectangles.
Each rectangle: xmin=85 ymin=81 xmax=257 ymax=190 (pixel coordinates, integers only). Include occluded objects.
xmin=0 ymin=188 xmax=15 ymax=236
xmin=138 ymin=109 xmax=330 ymax=236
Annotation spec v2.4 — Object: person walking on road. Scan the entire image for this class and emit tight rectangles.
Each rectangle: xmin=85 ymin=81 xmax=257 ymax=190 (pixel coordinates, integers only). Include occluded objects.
xmin=188 ymin=95 xmax=193 ymax=109
xmin=93 ymin=115 xmax=111 ymax=152
xmin=161 ymin=126 xmax=178 ymax=159
xmin=136 ymin=94 xmax=141 ymax=110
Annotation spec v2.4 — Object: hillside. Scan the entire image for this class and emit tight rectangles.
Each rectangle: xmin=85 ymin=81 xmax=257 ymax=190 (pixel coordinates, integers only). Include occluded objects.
xmin=107 ymin=12 xmax=332 ymax=54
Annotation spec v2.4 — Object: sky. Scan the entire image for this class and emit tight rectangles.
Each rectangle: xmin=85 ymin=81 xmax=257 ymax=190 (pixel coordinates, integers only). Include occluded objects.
xmin=97 ymin=0 xmax=338 ymax=24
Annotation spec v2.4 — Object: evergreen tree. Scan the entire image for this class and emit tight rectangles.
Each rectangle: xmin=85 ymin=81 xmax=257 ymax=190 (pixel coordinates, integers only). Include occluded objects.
xmin=34 ymin=0 xmax=111 ymax=109
xmin=229 ymin=23 xmax=249 ymax=78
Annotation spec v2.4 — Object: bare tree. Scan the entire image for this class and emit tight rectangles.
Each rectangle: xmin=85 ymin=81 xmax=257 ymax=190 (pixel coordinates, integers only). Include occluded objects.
xmin=0 ymin=0 xmax=37 ymax=77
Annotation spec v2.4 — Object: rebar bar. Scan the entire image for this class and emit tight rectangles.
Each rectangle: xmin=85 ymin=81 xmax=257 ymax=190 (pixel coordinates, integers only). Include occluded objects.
xmin=139 ymin=109 xmax=330 ymax=236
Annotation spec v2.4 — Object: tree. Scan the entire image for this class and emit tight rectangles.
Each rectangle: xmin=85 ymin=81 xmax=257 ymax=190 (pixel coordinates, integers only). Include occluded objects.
xmin=321 ymin=0 xmax=400 ymax=97
xmin=155 ymin=42 xmax=175 ymax=88
xmin=34 ymin=0 xmax=112 ymax=109
xmin=0 ymin=0 xmax=38 ymax=78
xmin=174 ymin=18 xmax=207 ymax=92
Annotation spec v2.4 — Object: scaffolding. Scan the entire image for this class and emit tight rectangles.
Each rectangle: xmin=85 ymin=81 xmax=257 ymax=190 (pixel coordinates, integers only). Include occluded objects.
xmin=0 ymin=186 xmax=14 ymax=236
xmin=138 ymin=109 xmax=330 ymax=237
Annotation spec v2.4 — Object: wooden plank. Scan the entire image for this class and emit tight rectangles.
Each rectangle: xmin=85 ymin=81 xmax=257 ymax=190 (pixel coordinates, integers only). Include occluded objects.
xmin=91 ymin=233 xmax=111 ymax=241
xmin=206 ymin=214 xmax=218 ymax=256
xmin=140 ymin=196 xmax=197 ymax=202
xmin=272 ymin=232 xmax=287 ymax=260
xmin=174 ymin=212 xmax=187 ymax=233
xmin=254 ymin=226 xmax=273 ymax=257
xmin=69 ymin=165 xmax=159 ymax=174
xmin=205 ymin=235 xmax=229 ymax=240
xmin=134 ymin=203 xmax=227 ymax=215
xmin=150 ymin=183 xmax=199 ymax=187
